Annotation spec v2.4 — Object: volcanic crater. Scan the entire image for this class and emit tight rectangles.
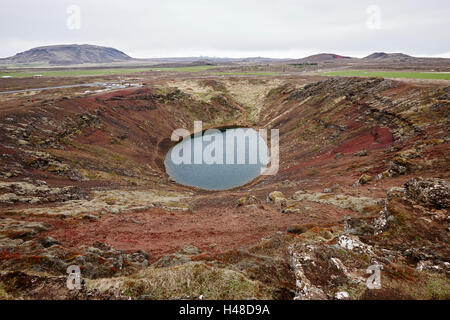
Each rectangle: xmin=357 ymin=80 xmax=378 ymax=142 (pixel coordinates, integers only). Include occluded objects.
xmin=0 ymin=75 xmax=449 ymax=299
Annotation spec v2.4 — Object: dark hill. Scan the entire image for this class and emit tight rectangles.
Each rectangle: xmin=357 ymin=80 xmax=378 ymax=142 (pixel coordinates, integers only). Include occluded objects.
xmin=297 ymin=53 xmax=353 ymax=62
xmin=363 ymin=52 xmax=413 ymax=60
xmin=0 ymin=44 xmax=132 ymax=66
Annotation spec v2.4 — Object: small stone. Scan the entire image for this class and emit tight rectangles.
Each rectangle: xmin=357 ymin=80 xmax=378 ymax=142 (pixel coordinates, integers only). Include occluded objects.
xmin=181 ymin=245 xmax=199 ymax=255
xmin=41 ymin=237 xmax=60 ymax=248
xmin=353 ymin=150 xmax=368 ymax=157
xmin=18 ymin=139 xmax=29 ymax=145
xmin=335 ymin=291 xmax=350 ymax=300
xmin=82 ymin=214 xmax=98 ymax=221
xmin=287 ymin=225 xmax=309 ymax=234
xmin=282 ymin=208 xmax=301 ymax=214
xmin=132 ymin=206 xmax=149 ymax=212
xmin=353 ymin=174 xmax=372 ymax=187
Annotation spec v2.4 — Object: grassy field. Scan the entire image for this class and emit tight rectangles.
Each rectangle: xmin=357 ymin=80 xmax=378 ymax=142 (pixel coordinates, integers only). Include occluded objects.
xmin=0 ymin=65 xmax=218 ymax=78
xmin=149 ymin=66 xmax=218 ymax=72
xmin=212 ymin=72 xmax=283 ymax=76
xmin=321 ymin=70 xmax=450 ymax=80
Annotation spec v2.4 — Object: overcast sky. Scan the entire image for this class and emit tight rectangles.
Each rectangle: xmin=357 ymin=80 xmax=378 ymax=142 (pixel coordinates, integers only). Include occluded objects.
xmin=1 ymin=0 xmax=449 ymax=59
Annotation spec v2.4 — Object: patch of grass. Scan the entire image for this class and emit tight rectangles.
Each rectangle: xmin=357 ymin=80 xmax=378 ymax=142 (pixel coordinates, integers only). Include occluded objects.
xmin=0 ymin=286 xmax=13 ymax=299
xmin=151 ymin=66 xmax=217 ymax=72
xmin=0 ymin=68 xmax=153 ymax=78
xmin=88 ymin=262 xmax=273 ymax=299
xmin=337 ymin=283 xmax=367 ymax=300
xmin=212 ymin=72 xmax=283 ymax=76
xmin=387 ymin=272 xmax=450 ymax=300
xmin=424 ymin=274 xmax=450 ymax=299
xmin=321 ymin=70 xmax=450 ymax=80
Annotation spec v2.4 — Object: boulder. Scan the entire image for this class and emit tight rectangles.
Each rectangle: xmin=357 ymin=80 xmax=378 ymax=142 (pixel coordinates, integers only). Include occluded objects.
xmin=404 ymin=177 xmax=449 ymax=208
xmin=41 ymin=237 xmax=60 ymax=248
xmin=268 ymin=191 xmax=284 ymax=201
xmin=282 ymin=208 xmax=301 ymax=214
xmin=353 ymin=150 xmax=368 ymax=157
xmin=274 ymin=197 xmax=287 ymax=207
xmin=335 ymin=291 xmax=350 ymax=300
xmin=386 ymin=156 xmax=414 ymax=177
xmin=236 ymin=195 xmax=259 ymax=207
xmin=353 ymin=174 xmax=372 ymax=187
xmin=286 ymin=225 xmax=311 ymax=234
xmin=292 ymin=190 xmax=307 ymax=200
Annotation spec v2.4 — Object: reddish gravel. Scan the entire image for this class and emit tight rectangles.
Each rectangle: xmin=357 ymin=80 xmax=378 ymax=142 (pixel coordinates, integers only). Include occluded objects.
xmin=40 ymin=202 xmax=354 ymax=262
xmin=334 ymin=127 xmax=394 ymax=154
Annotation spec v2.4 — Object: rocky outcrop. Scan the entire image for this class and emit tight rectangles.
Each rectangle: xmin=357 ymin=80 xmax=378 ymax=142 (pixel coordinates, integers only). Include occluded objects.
xmin=0 ymin=181 xmax=86 ymax=205
xmin=7 ymin=189 xmax=192 ymax=218
xmin=152 ymin=245 xmax=199 ymax=268
xmin=1 ymin=230 xmax=149 ymax=279
xmin=292 ymin=191 xmax=382 ymax=214
xmin=289 ymin=236 xmax=373 ymax=300
xmin=287 ymin=178 xmax=450 ymax=300
xmin=404 ymin=177 xmax=449 ymax=208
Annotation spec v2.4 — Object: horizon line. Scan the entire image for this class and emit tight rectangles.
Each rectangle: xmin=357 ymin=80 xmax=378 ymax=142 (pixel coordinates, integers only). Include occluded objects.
xmin=2 ymin=43 xmax=450 ymax=61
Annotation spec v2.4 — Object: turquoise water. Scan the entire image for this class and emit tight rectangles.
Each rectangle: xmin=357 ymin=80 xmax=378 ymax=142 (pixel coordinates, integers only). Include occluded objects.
xmin=164 ymin=128 xmax=269 ymax=190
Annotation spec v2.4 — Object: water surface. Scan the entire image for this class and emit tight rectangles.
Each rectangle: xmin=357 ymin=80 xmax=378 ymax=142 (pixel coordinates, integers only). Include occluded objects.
xmin=164 ymin=128 xmax=269 ymax=190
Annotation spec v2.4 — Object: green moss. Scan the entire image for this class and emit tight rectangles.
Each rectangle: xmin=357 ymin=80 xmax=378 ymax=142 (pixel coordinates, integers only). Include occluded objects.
xmin=386 ymin=272 xmax=450 ymax=300
xmin=0 ymin=286 xmax=13 ymax=299
xmin=424 ymin=274 xmax=450 ymax=299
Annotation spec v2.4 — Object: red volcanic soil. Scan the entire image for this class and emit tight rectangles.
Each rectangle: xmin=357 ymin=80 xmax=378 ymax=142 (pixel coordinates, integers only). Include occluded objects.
xmin=334 ymin=127 xmax=394 ymax=154
xmin=39 ymin=201 xmax=352 ymax=262
xmin=0 ymin=75 xmax=448 ymax=283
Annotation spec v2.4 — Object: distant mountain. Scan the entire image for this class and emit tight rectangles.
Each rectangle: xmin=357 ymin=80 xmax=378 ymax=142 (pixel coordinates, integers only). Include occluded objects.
xmin=363 ymin=52 xmax=413 ymax=60
xmin=296 ymin=53 xmax=353 ymax=62
xmin=0 ymin=44 xmax=132 ymax=66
